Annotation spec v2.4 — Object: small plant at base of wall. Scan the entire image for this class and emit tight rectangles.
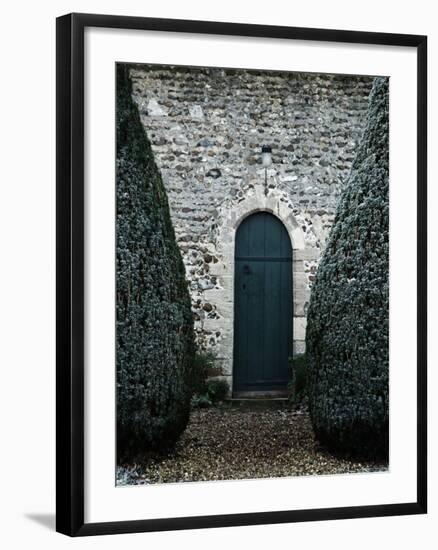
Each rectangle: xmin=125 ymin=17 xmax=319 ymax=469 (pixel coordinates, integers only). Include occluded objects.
xmin=191 ymin=378 xmax=230 ymax=409
xmin=190 ymin=351 xmax=222 ymax=395
xmin=288 ymin=354 xmax=308 ymax=407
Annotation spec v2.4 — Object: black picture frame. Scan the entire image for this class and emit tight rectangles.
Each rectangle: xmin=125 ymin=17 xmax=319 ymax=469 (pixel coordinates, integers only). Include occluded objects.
xmin=56 ymin=12 xmax=427 ymax=537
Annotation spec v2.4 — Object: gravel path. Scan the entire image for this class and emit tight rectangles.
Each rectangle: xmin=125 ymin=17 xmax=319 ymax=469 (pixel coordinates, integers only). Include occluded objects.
xmin=117 ymin=408 xmax=387 ymax=485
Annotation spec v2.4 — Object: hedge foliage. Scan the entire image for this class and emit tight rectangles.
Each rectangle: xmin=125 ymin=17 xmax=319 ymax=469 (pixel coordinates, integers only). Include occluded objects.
xmin=116 ymin=65 xmax=195 ymax=459
xmin=306 ymin=78 xmax=389 ymax=458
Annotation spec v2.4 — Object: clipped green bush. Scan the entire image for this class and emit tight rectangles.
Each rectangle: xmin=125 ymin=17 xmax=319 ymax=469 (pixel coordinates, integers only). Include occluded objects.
xmin=306 ymin=78 xmax=389 ymax=458
xmin=116 ymin=65 xmax=195 ymax=459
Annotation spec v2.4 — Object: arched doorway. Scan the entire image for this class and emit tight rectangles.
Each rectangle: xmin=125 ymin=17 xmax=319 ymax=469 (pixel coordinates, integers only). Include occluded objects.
xmin=233 ymin=212 xmax=293 ymax=394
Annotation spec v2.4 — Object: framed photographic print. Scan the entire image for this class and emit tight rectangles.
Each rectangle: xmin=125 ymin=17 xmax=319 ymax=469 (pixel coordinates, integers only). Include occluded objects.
xmin=56 ymin=13 xmax=427 ymax=536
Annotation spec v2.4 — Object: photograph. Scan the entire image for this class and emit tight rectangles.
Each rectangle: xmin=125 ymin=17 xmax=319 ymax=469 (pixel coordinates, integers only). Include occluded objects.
xmin=0 ymin=1 xmax=430 ymax=545
xmin=115 ymin=62 xmax=389 ymax=486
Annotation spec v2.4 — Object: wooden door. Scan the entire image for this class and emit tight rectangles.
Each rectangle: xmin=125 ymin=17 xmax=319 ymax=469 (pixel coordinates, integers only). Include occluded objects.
xmin=233 ymin=212 xmax=293 ymax=393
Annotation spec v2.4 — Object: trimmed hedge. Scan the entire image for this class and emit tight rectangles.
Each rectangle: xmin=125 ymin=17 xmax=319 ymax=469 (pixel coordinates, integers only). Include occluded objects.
xmin=306 ymin=78 xmax=389 ymax=458
xmin=116 ymin=65 xmax=196 ymax=459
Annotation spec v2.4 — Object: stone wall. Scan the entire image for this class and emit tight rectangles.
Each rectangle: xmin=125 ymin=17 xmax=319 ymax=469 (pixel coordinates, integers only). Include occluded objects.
xmin=129 ymin=64 xmax=374 ymax=388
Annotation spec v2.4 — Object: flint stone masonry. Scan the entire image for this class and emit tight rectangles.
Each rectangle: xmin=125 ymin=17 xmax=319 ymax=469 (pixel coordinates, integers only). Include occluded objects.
xmin=129 ymin=65 xmax=374 ymax=389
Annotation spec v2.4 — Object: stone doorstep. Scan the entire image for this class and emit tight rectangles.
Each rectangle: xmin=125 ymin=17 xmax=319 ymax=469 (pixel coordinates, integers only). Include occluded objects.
xmin=232 ymin=390 xmax=289 ymax=398
xmin=224 ymin=396 xmax=290 ymax=410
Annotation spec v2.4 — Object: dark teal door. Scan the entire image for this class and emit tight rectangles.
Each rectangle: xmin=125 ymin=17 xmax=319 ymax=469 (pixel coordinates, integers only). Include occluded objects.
xmin=233 ymin=212 xmax=293 ymax=393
